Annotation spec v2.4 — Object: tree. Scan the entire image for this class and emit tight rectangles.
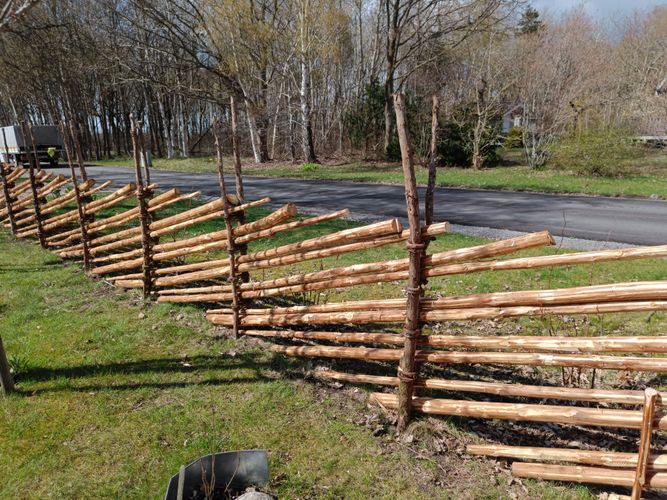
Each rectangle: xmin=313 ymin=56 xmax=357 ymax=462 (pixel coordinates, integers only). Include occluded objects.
xmin=518 ymin=5 xmax=541 ymax=34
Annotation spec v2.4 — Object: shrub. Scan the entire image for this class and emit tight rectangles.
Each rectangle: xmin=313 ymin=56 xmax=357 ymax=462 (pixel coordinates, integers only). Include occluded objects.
xmin=302 ymin=162 xmax=319 ymax=172
xmin=504 ymin=126 xmax=523 ymax=148
xmin=550 ymin=128 xmax=646 ymax=177
xmin=436 ymin=116 xmax=502 ymax=168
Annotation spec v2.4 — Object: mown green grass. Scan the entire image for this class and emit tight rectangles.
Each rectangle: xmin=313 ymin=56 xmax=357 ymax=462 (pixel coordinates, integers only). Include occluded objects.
xmin=1 ymin=229 xmax=450 ymax=498
xmin=94 ymin=148 xmax=667 ymax=199
xmin=3 ymin=192 xmax=667 ymax=498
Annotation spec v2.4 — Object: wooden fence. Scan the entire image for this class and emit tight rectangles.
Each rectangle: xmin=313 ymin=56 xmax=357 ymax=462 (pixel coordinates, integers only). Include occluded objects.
xmin=1 ymin=101 xmax=667 ymax=497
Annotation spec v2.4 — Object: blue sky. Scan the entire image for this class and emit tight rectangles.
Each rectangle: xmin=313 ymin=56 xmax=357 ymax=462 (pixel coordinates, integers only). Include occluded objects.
xmin=533 ymin=0 xmax=667 ymax=18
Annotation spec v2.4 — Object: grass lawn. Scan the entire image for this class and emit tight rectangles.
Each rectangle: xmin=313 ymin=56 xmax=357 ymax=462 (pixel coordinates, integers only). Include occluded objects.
xmin=3 ymin=194 xmax=667 ymax=497
xmin=93 ymin=148 xmax=667 ymax=199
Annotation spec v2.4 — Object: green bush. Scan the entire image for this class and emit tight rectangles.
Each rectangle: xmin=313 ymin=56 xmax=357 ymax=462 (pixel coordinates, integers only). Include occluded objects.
xmin=302 ymin=162 xmax=319 ymax=172
xmin=550 ymin=129 xmax=646 ymax=177
xmin=436 ymin=122 xmax=470 ymax=166
xmin=436 ymin=115 xmax=502 ymax=168
xmin=504 ymin=126 xmax=523 ymax=148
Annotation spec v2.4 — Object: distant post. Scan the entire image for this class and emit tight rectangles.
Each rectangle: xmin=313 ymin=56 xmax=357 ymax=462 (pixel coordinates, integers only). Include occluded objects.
xmin=130 ymin=116 xmax=155 ymax=299
xmin=21 ymin=121 xmax=46 ymax=247
xmin=0 ymin=130 xmax=17 ymax=234
xmin=60 ymin=120 xmax=92 ymax=271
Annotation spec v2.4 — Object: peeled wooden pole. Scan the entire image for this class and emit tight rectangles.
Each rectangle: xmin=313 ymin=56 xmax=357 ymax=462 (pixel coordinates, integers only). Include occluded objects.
xmin=0 ymin=335 xmax=14 ymax=395
xmin=154 ymin=221 xmax=447 ymax=282
xmin=243 ymin=329 xmax=667 ymax=353
xmin=270 ymin=344 xmax=667 ymax=372
xmin=425 ymin=94 xmax=439 ymax=228
xmin=85 ymin=197 xmax=229 ymax=249
xmin=69 ymin=121 xmax=88 ymax=181
xmin=467 ymin=444 xmax=667 ymax=470
xmin=213 ymin=280 xmax=667 ymax=315
xmin=17 ymin=180 xmax=110 ymax=232
xmin=207 ymin=298 xmax=667 ymax=327
xmin=425 ymin=281 xmax=667 ymax=310
xmin=84 ymin=181 xmax=137 ymax=211
xmin=426 ymin=242 xmax=667 ymax=279
xmin=230 ymin=96 xmax=244 ymax=202
xmin=151 ymin=203 xmax=297 ymax=254
xmin=12 ymin=176 xmax=84 ymax=217
xmin=313 ymin=369 xmax=658 ymax=405
xmin=25 ymin=183 xmax=132 ymax=236
xmin=7 ymin=174 xmax=69 ymax=217
xmin=4 ymin=166 xmax=23 ymax=184
xmin=8 ymin=170 xmax=48 ymax=199
xmin=130 ymin=116 xmax=154 ymax=298
xmin=22 ymin=121 xmax=45 ymax=246
xmin=154 ymin=222 xmax=412 ymax=288
xmin=54 ymin=186 xmax=177 ymax=250
xmin=48 ymin=187 xmax=183 ymax=247
xmin=235 ymin=208 xmax=348 ymax=245
xmin=427 ymin=230 xmax=554 ymax=267
xmin=81 ymin=196 xmax=269 ymax=253
xmin=213 ymin=118 xmax=241 ymax=338
xmin=60 ymin=120 xmax=92 ymax=271
xmin=511 ymin=463 xmax=667 ymax=489
xmin=167 ymin=227 xmax=548 ymax=298
xmin=93 ymin=201 xmax=294 ymax=270
xmin=149 ymin=197 xmax=268 ymax=238
xmin=26 ymin=183 xmax=112 ymax=239
xmin=372 ymin=393 xmax=667 ymax=431
xmin=12 ymin=180 xmax=86 ymax=227
xmin=633 ymin=388 xmax=659 ymax=500
xmin=236 ymin=218 xmax=403 ymax=265
xmin=395 ymin=93 xmax=424 ymax=431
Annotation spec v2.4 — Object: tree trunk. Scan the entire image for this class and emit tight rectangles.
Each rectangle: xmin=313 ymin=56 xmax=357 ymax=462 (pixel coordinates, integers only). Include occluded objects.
xmin=383 ymin=77 xmax=394 ymax=158
xmin=178 ymin=94 xmax=189 ymax=157
xmin=298 ymin=0 xmax=317 ymax=163
xmin=246 ymin=101 xmax=263 ymax=164
xmin=287 ymin=93 xmax=297 ymax=162
xmin=300 ymin=62 xmax=317 ymax=163
xmin=230 ymin=96 xmax=244 ymax=201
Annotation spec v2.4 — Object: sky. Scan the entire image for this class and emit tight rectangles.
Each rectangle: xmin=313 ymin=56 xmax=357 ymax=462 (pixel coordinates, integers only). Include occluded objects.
xmin=533 ymin=0 xmax=667 ymax=19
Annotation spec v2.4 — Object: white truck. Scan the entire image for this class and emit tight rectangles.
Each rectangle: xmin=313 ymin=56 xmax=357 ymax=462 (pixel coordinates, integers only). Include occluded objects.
xmin=0 ymin=125 xmax=63 ymax=168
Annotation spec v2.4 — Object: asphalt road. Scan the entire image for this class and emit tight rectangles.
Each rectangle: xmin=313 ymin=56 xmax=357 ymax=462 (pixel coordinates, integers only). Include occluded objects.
xmin=54 ymin=165 xmax=667 ymax=246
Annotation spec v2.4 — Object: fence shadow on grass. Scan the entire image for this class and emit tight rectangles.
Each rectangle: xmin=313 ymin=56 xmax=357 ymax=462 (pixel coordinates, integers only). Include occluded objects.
xmin=14 ymin=352 xmax=276 ymax=394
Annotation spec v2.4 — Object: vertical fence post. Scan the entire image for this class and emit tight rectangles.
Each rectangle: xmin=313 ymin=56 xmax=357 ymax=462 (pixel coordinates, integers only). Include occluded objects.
xmin=632 ymin=388 xmax=658 ymax=500
xmin=60 ymin=120 xmax=92 ymax=271
xmin=21 ymin=121 xmax=46 ymax=247
xmin=425 ymin=95 xmax=439 ymax=229
xmin=130 ymin=116 xmax=154 ymax=299
xmin=230 ymin=96 xmax=244 ymax=203
xmin=229 ymin=98 xmax=249 ymax=284
xmin=393 ymin=93 xmax=425 ymax=431
xmin=0 ymin=335 xmax=14 ymax=395
xmin=0 ymin=146 xmax=17 ymax=235
xmin=68 ymin=121 xmax=89 ymax=183
xmin=213 ymin=118 xmax=242 ymax=339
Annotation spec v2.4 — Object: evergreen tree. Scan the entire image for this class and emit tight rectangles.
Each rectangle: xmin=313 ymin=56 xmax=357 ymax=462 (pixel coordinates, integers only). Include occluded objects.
xmin=518 ymin=5 xmax=542 ymax=34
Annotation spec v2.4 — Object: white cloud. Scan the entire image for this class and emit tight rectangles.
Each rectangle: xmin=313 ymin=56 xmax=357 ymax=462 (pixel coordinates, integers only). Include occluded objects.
xmin=532 ymin=0 xmax=667 ymax=18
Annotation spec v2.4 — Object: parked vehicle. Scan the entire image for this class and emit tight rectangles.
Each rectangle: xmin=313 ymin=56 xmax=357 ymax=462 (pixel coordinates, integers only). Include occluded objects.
xmin=0 ymin=125 xmax=63 ymax=167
